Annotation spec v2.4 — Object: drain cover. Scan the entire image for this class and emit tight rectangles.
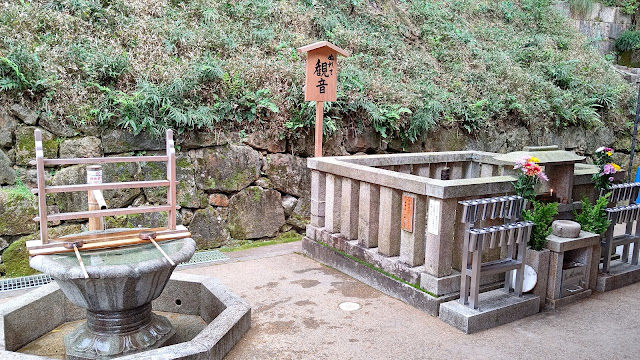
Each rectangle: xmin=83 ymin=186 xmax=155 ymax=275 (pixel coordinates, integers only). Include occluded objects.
xmin=339 ymin=302 xmax=361 ymax=311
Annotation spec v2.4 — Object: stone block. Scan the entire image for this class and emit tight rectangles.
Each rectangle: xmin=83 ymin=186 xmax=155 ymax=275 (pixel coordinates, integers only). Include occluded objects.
xmin=599 ymin=6 xmax=616 ymax=23
xmin=227 ymin=187 xmax=285 ymax=239
xmin=264 ymin=153 xmax=311 ymax=198
xmin=546 ymin=289 xmax=592 ymax=309
xmin=10 ymin=104 xmax=38 ymax=125
xmin=59 ymin=136 xmax=102 ymax=159
xmin=420 ymin=270 xmax=504 ymax=297
xmin=0 ymin=111 xmax=18 ymax=148
xmin=302 ymin=237 xmax=441 ymax=316
xmin=526 ymin=248 xmax=550 ymax=312
xmin=596 ymin=261 xmax=640 ymax=292
xmin=191 ymin=145 xmax=261 ymax=193
xmin=545 ymin=231 xmax=600 ymax=253
xmin=615 ymin=8 xmax=632 ymax=25
xmin=551 ymin=220 xmax=581 ymax=238
xmin=438 ymin=291 xmax=539 ymax=334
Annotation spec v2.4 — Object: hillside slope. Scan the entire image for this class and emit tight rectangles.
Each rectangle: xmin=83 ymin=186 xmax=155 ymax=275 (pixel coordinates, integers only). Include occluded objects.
xmin=0 ymin=0 xmax=634 ymax=143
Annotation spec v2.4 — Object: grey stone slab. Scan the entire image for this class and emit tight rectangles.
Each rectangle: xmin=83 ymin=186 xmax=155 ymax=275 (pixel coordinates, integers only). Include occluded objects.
xmin=0 ymin=283 xmax=66 ymax=351
xmin=599 ymin=6 xmax=616 ymax=23
xmin=545 ymin=231 xmax=600 ymax=253
xmin=438 ymin=291 xmax=539 ymax=334
xmin=526 ymin=248 xmax=550 ymax=312
xmin=546 ymin=289 xmax=592 ymax=310
xmin=302 ymin=237 xmax=442 ymax=316
xmin=309 ymin=157 xmax=429 ymax=195
xmin=596 ymin=261 xmax=640 ymax=292
xmin=420 ymin=271 xmax=504 ymax=297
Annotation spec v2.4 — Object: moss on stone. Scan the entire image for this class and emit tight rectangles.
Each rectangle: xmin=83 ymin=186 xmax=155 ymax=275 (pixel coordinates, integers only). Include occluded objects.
xmin=2 ymin=235 xmax=39 ymax=278
xmin=219 ymin=230 xmax=302 ymax=252
xmin=176 ymin=157 xmax=190 ymax=169
xmin=226 ymin=221 xmax=247 ymax=240
xmin=252 ymin=186 xmax=261 ymax=202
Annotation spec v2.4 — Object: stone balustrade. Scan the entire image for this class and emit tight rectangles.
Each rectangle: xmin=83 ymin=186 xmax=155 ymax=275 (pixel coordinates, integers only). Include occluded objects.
xmin=306 ymin=151 xmax=601 ymax=298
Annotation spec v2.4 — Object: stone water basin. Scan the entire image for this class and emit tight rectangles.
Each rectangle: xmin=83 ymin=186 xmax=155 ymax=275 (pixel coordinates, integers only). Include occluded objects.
xmin=0 ymin=235 xmax=250 ymax=359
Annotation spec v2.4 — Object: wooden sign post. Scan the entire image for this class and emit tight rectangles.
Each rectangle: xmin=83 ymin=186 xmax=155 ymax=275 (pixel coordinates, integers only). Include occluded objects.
xmin=297 ymin=41 xmax=350 ymax=157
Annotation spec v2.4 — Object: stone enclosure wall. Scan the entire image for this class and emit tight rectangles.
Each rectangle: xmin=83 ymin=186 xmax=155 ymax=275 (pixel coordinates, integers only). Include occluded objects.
xmin=0 ymin=101 xmax=633 ymax=275
xmin=554 ymin=1 xmax=632 ymax=55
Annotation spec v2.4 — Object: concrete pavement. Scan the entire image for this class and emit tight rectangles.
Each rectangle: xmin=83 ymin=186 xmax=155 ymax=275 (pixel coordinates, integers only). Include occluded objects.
xmin=4 ymin=240 xmax=640 ymax=359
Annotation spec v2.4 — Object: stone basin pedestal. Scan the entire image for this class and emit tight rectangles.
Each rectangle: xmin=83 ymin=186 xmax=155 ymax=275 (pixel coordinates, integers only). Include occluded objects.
xmin=29 ymin=233 xmax=196 ymax=360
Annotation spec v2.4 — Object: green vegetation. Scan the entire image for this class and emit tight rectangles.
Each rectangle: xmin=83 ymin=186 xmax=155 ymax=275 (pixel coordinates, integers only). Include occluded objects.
xmin=3 ymin=177 xmax=34 ymax=203
xmin=616 ymin=30 xmax=640 ymax=53
xmin=316 ymin=240 xmax=435 ymax=297
xmin=219 ymin=230 xmax=302 ymax=252
xmin=522 ymin=201 xmax=559 ymax=251
xmin=568 ymin=0 xmax=595 ymax=17
xmin=574 ymin=194 xmax=611 ymax=234
xmin=0 ymin=0 xmax=633 ymax=143
xmin=602 ymin=0 xmax=639 ymax=15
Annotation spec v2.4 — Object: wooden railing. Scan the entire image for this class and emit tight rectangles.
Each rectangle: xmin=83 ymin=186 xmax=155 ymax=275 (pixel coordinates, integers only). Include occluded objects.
xmin=32 ymin=129 xmax=178 ymax=244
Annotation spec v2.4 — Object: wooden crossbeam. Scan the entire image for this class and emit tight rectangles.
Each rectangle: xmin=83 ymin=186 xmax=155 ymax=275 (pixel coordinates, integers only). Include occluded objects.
xmin=29 ymin=155 xmax=168 ymax=166
xmin=32 ymin=180 xmax=170 ymax=194
xmin=34 ymin=205 xmax=179 ymax=222
xmin=26 ymin=226 xmax=191 ymax=256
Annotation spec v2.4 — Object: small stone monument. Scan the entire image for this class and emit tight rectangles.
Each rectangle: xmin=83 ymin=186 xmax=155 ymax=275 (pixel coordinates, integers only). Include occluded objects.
xmin=545 ymin=220 xmax=600 ymax=309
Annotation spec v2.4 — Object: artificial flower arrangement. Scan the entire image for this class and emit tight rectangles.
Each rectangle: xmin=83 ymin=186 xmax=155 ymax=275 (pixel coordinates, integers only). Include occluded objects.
xmin=593 ymin=147 xmax=621 ymax=191
xmin=513 ymin=155 xmax=549 ymax=202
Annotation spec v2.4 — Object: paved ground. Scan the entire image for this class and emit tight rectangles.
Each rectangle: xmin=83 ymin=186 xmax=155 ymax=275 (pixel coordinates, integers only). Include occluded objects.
xmin=5 ymin=240 xmax=640 ymax=359
xmin=181 ymin=241 xmax=640 ymax=360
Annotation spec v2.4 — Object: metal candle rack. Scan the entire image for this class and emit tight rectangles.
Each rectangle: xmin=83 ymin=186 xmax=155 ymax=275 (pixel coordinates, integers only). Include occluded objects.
xmin=26 ymin=129 xmax=189 ymax=276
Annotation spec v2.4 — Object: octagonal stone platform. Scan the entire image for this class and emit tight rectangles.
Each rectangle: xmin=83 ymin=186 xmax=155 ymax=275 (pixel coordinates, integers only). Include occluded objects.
xmin=0 ymin=272 xmax=251 ymax=359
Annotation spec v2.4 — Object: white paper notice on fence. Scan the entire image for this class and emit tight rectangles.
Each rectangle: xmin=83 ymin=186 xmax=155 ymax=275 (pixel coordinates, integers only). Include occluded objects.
xmin=428 ymin=199 xmax=440 ymax=235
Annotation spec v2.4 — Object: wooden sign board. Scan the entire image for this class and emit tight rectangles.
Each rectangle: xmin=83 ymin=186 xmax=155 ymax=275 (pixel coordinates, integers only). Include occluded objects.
xmin=401 ymin=195 xmax=414 ymax=232
xmin=304 ymin=48 xmax=338 ymax=102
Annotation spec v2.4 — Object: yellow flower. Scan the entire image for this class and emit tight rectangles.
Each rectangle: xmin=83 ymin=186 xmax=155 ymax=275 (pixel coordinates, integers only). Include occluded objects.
xmin=611 ymin=163 xmax=621 ymax=172
xmin=529 ymin=156 xmax=540 ymax=163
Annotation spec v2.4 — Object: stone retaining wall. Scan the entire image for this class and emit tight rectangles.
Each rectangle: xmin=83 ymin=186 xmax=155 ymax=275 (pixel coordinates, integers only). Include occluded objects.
xmin=554 ymin=1 xmax=632 ymax=54
xmin=0 ymin=102 xmax=631 ymax=275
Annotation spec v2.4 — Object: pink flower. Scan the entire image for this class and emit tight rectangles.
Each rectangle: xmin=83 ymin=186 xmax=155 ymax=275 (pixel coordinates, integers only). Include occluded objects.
xmin=609 ymin=177 xmax=614 ymax=182
xmin=602 ymin=163 xmax=615 ymax=175
xmin=538 ymin=172 xmax=549 ymax=181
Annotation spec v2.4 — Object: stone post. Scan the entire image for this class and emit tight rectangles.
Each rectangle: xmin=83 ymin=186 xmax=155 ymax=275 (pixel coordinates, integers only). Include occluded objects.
xmin=358 ymin=182 xmax=380 ymax=248
xmin=378 ymin=186 xmax=402 ymax=256
xmin=325 ymin=174 xmax=342 ymax=233
xmin=424 ymin=197 xmax=457 ymax=277
xmin=310 ymin=170 xmax=326 ymax=227
xmin=340 ymin=178 xmax=359 ymax=240
xmin=400 ymin=193 xmax=427 ymax=266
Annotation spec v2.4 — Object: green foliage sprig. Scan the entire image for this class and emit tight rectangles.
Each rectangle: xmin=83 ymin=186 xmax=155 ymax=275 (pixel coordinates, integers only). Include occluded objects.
xmin=574 ymin=194 xmax=611 ymax=235
xmin=616 ymin=30 xmax=640 ymax=53
xmin=522 ymin=201 xmax=559 ymax=251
